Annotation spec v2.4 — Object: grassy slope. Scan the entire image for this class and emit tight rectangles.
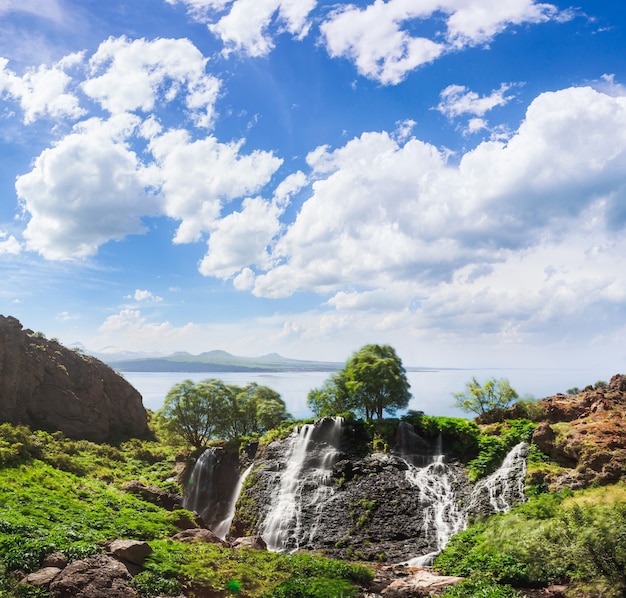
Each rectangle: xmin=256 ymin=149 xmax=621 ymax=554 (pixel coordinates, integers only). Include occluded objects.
xmin=2 ymin=410 xmax=626 ymax=598
xmin=0 ymin=424 xmax=371 ymax=598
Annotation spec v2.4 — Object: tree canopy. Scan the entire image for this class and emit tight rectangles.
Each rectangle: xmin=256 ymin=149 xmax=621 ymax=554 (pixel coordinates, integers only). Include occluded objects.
xmin=157 ymin=379 xmax=290 ymax=448
xmin=307 ymin=344 xmax=411 ymax=420
xmin=453 ymin=377 xmax=519 ymax=416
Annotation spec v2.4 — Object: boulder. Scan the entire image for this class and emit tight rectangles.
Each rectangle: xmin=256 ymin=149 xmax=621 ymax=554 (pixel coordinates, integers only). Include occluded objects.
xmin=231 ymin=536 xmax=267 ymax=550
xmin=380 ymin=569 xmax=463 ymax=597
xmin=24 ymin=567 xmax=63 ymax=586
xmin=172 ymin=528 xmax=229 ymax=546
xmin=43 ymin=552 xmax=68 ymax=568
xmin=0 ymin=315 xmax=148 ymax=442
xmin=48 ymin=554 xmax=137 ymax=597
xmin=123 ymin=480 xmax=182 ymax=511
xmin=107 ymin=539 xmax=152 ymax=566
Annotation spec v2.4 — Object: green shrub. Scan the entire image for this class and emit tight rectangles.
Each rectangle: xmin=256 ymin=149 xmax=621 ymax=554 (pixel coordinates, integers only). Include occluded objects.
xmin=263 ymin=576 xmax=358 ymax=597
xmin=400 ymin=413 xmax=481 ymax=461
xmin=467 ymin=420 xmax=536 ymax=481
xmin=436 ymin=488 xmax=626 ymax=596
xmin=441 ymin=572 xmax=523 ymax=597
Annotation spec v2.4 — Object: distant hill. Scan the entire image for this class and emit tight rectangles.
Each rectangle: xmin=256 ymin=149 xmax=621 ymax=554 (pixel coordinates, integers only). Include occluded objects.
xmin=105 ymin=350 xmax=342 ymax=373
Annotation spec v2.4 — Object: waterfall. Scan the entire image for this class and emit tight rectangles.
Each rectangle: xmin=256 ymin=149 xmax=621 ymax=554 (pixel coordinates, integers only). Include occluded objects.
xmin=182 ymin=447 xmax=244 ymax=539
xmin=261 ymin=417 xmax=343 ymax=551
xmin=212 ymin=464 xmax=254 ymax=540
xmin=466 ymin=441 xmax=529 ymax=516
xmin=403 ymin=438 xmax=529 ymax=566
xmin=404 ymin=444 xmax=466 ymax=566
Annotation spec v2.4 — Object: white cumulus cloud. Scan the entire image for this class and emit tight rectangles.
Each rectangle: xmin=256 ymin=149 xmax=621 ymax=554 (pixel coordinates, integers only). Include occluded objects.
xmin=83 ymin=36 xmax=221 ymax=128
xmin=0 ymin=230 xmax=21 ymax=255
xmin=129 ymin=289 xmax=163 ymax=302
xmin=16 ymin=114 xmax=159 ymax=259
xmin=166 ymin=0 xmax=316 ymax=56
xmin=246 ymin=86 xmax=626 ymax=305
xmin=0 ymin=54 xmax=85 ymax=123
xmin=199 ymin=196 xmax=284 ymax=278
xmin=97 ymin=309 xmax=196 ymax=352
xmin=148 ymin=129 xmax=283 ymax=243
xmin=320 ymin=0 xmax=570 ymax=85
xmin=436 ymin=83 xmax=515 ymax=118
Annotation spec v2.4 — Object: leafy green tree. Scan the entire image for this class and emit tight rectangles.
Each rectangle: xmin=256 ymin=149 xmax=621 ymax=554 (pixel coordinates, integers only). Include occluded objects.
xmin=157 ymin=379 xmax=228 ymax=448
xmin=250 ymin=383 xmax=291 ymax=432
xmin=157 ymin=379 xmax=290 ymax=447
xmin=307 ymin=371 xmax=354 ymax=417
xmin=308 ymin=345 xmax=411 ymax=419
xmin=453 ymin=377 xmax=519 ymax=416
xmin=344 ymin=344 xmax=411 ymax=419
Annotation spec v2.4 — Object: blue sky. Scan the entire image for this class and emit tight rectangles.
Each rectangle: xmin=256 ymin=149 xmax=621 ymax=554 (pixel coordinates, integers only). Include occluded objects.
xmin=1 ymin=0 xmax=626 ymax=377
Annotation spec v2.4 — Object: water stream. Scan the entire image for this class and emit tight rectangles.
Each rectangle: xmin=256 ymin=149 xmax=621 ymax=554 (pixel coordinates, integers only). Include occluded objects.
xmin=183 ymin=448 xmax=248 ymax=540
xmin=260 ymin=417 xmax=343 ymax=551
xmin=212 ymin=464 xmax=253 ymax=540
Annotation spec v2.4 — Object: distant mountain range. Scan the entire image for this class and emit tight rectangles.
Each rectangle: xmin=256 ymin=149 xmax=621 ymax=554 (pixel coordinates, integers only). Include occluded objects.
xmin=103 ymin=350 xmax=343 ymax=373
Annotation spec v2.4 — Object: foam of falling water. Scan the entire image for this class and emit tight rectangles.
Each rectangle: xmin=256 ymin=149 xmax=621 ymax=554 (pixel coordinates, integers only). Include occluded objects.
xmin=404 ymin=454 xmax=466 ymax=567
xmin=212 ymin=464 xmax=254 ymax=540
xmin=470 ymin=441 xmax=528 ymax=514
xmin=261 ymin=417 xmax=343 ymax=551
xmin=261 ymin=423 xmax=314 ymax=551
xmin=183 ymin=448 xmax=218 ymax=516
xmin=404 ymin=440 xmax=529 ymax=566
xmin=305 ymin=417 xmax=343 ymax=545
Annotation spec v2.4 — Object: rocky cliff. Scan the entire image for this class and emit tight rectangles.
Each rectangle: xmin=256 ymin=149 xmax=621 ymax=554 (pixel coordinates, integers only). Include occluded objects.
xmin=530 ymin=373 xmax=626 ymax=489
xmin=0 ymin=315 xmax=148 ymax=442
xmin=225 ymin=418 xmax=526 ymax=564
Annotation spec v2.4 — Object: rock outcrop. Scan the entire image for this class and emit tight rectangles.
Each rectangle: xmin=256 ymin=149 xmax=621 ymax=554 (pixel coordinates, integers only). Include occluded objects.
xmin=0 ymin=315 xmax=148 ymax=442
xmin=531 ymin=374 xmax=626 ymax=489
xmin=230 ymin=420 xmax=517 ymax=563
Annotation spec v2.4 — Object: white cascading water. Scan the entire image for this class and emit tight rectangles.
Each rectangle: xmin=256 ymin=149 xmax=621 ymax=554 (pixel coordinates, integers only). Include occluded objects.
xmin=405 ymin=440 xmax=529 ymax=566
xmin=404 ymin=437 xmax=466 ymax=567
xmin=261 ymin=417 xmax=343 ymax=551
xmin=468 ymin=441 xmax=528 ymax=514
xmin=212 ymin=464 xmax=254 ymax=540
xmin=182 ymin=448 xmax=218 ymax=518
xmin=183 ymin=449 xmax=253 ymax=540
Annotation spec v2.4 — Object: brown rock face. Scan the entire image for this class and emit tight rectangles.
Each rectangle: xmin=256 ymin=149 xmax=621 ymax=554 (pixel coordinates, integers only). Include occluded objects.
xmin=0 ymin=315 xmax=148 ymax=442
xmin=532 ymin=374 xmax=626 ymax=489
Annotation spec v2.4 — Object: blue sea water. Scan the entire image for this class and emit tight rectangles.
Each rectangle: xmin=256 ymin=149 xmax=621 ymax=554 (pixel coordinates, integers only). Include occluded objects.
xmin=122 ymin=367 xmax=609 ymax=420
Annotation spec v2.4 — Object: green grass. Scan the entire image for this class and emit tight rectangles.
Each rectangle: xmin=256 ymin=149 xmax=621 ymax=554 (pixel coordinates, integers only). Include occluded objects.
xmin=0 ymin=423 xmax=372 ymax=598
xmin=134 ymin=542 xmax=372 ymax=597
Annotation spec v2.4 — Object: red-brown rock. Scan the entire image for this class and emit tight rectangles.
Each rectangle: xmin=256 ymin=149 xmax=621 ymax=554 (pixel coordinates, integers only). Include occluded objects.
xmin=532 ymin=374 xmax=626 ymax=489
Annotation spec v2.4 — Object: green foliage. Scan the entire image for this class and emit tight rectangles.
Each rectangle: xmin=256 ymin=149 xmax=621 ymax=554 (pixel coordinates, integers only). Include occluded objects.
xmin=344 ymin=344 xmax=411 ymax=420
xmin=0 ymin=422 xmax=372 ymax=598
xmin=441 ymin=572 xmax=523 ymax=597
xmin=307 ymin=371 xmax=356 ymax=418
xmin=0 ymin=427 xmax=183 ymax=576
xmin=467 ymin=420 xmax=536 ymax=481
xmin=310 ymin=344 xmax=411 ymax=420
xmin=157 ymin=379 xmax=290 ymax=448
xmin=402 ymin=413 xmax=481 ymax=461
xmin=136 ymin=540 xmax=372 ymax=598
xmin=436 ymin=487 xmax=626 ymax=597
xmin=434 ymin=524 xmax=529 ymax=584
xmin=453 ymin=378 xmax=518 ymax=416
xmin=511 ymin=396 xmax=545 ymax=422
